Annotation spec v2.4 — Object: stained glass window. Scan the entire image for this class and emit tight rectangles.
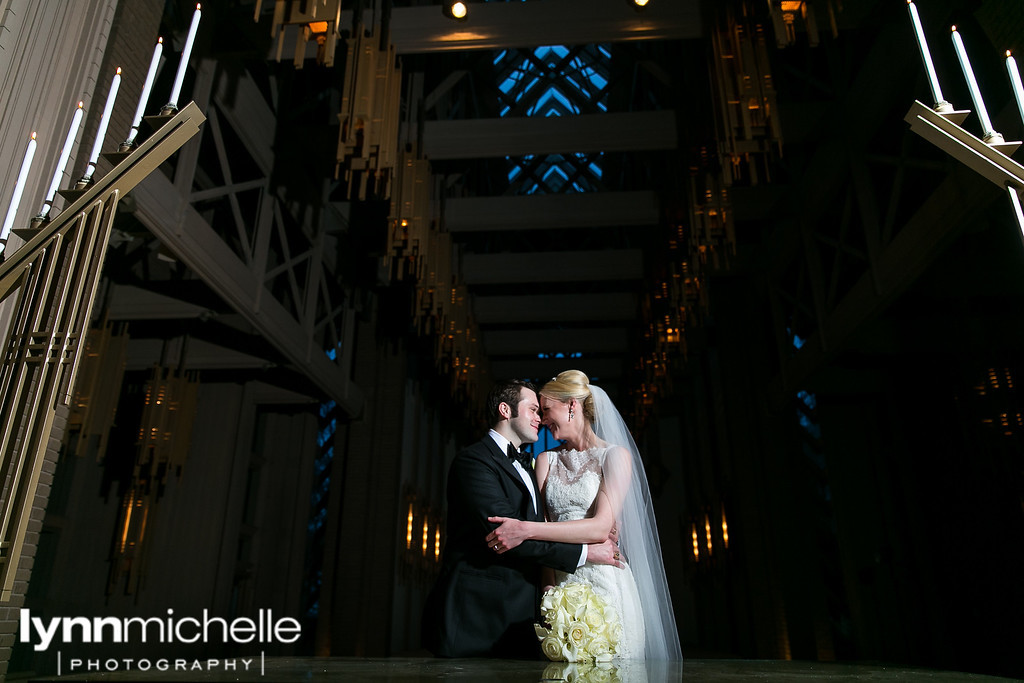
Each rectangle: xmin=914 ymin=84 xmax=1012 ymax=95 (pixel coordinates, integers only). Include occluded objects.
xmin=494 ymin=44 xmax=611 ymax=194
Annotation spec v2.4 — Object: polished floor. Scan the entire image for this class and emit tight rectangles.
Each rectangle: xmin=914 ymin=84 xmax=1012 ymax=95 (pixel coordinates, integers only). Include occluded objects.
xmin=16 ymin=657 xmax=1021 ymax=682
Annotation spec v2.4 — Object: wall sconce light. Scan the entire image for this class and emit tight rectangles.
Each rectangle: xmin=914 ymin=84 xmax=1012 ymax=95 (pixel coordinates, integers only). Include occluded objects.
xmin=406 ymin=501 xmax=414 ymax=550
xmin=443 ymin=1 xmax=468 ymax=20
xmin=721 ymin=504 xmax=729 ymax=549
xmin=632 ymin=0 xmax=650 ymax=10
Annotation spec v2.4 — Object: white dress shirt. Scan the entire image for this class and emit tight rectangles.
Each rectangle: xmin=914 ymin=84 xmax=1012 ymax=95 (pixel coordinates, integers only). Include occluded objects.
xmin=488 ymin=430 xmax=587 ymax=567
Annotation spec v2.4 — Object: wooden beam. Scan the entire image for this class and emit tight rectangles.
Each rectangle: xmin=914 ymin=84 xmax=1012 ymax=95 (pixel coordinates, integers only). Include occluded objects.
xmin=483 ymin=327 xmax=629 ymax=355
xmin=462 ymin=249 xmax=643 ymax=284
xmin=447 ymin=191 xmax=659 ymax=232
xmin=490 ymin=357 xmax=625 ymax=382
xmin=389 ymin=0 xmax=701 ymax=54
xmin=132 ymin=172 xmax=364 ymax=416
xmin=771 ymin=168 xmax=999 ymax=398
xmin=424 ymin=111 xmax=677 ymax=159
xmin=473 ymin=292 xmax=637 ymax=323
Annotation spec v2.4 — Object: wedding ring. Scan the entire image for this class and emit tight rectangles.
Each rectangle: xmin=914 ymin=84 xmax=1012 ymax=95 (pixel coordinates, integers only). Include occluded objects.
xmin=493 ymin=545 xmax=499 ymax=551
xmin=614 ymin=551 xmax=620 ymax=560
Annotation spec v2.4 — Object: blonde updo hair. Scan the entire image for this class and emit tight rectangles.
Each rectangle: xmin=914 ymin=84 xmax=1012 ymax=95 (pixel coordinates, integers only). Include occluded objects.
xmin=540 ymin=370 xmax=597 ymax=424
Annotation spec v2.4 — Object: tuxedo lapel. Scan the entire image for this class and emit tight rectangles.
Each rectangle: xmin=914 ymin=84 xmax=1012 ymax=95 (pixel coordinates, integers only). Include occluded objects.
xmin=484 ymin=437 xmax=522 ymax=484
xmin=483 ymin=438 xmax=538 ymax=516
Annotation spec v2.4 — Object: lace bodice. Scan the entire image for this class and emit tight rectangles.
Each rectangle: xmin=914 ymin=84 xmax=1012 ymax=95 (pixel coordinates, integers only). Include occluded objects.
xmin=543 ymin=445 xmax=647 ymax=660
xmin=543 ymin=447 xmax=610 ymax=523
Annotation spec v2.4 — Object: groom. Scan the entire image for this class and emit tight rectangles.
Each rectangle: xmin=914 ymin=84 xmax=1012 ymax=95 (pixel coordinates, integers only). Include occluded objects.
xmin=423 ymin=379 xmax=622 ymax=658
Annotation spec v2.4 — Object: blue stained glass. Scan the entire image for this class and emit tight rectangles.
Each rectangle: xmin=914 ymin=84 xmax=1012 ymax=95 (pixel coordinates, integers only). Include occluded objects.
xmin=495 ymin=43 xmax=609 ymax=193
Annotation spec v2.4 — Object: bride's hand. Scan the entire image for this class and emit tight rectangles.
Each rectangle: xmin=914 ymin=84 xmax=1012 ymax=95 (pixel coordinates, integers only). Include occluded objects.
xmin=485 ymin=516 xmax=530 ymax=553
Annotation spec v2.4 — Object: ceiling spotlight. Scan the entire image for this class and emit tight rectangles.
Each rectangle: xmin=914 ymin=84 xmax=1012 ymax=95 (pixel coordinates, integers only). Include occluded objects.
xmin=443 ymin=1 xmax=468 ymax=20
xmin=632 ymin=0 xmax=649 ymax=8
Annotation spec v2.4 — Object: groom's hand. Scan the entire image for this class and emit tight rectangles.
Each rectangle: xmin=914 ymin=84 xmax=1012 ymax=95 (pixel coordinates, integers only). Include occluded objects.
xmin=587 ymin=538 xmax=624 ymax=569
xmin=486 ymin=516 xmax=529 ymax=553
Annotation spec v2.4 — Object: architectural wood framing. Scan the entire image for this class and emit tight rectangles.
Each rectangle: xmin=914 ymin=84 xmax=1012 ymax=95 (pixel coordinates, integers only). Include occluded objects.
xmin=132 ymin=172 xmax=363 ymax=416
xmin=472 ymin=293 xmax=637 ymax=324
xmin=483 ymin=328 xmax=629 ymax=355
xmin=389 ymin=0 xmax=701 ymax=53
xmin=275 ymin=0 xmax=702 ymax=56
xmin=461 ymin=249 xmax=644 ymax=284
xmin=445 ymin=191 xmax=660 ymax=232
xmin=128 ymin=61 xmax=363 ymax=416
xmin=423 ymin=111 xmax=677 ymax=159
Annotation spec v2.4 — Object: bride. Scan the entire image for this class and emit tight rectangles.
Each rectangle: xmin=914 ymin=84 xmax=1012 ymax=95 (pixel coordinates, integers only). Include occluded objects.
xmin=485 ymin=370 xmax=681 ymax=661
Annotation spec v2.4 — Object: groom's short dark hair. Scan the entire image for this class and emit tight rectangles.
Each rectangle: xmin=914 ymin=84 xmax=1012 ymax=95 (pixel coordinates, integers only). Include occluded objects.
xmin=486 ymin=379 xmax=538 ymax=426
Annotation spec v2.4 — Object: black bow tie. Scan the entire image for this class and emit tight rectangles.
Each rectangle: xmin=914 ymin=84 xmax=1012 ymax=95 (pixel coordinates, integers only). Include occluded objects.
xmin=507 ymin=443 xmax=532 ymax=470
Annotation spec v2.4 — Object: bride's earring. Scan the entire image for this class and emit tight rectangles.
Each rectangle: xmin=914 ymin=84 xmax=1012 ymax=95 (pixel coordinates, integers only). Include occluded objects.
xmin=568 ymin=407 xmax=575 ymax=421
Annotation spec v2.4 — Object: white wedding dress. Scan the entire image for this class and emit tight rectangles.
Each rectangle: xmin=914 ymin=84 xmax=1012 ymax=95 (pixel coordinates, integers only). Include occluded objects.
xmin=544 ymin=447 xmax=646 ymax=659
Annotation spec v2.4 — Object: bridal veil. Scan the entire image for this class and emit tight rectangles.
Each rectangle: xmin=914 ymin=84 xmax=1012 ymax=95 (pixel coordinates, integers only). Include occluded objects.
xmin=590 ymin=384 xmax=682 ymax=661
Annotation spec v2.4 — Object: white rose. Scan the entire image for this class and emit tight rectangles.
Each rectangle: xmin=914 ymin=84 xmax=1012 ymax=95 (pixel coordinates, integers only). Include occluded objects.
xmin=587 ymin=634 xmax=612 ymax=658
xmin=541 ymin=635 xmax=565 ymax=661
xmin=583 ymin=606 xmax=605 ymax=630
xmin=567 ymin=620 xmax=590 ymax=648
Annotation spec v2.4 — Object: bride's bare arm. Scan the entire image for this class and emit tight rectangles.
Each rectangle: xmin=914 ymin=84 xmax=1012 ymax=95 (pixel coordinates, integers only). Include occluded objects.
xmin=486 ymin=489 xmax=616 ymax=550
xmin=484 ymin=447 xmax=632 ymax=552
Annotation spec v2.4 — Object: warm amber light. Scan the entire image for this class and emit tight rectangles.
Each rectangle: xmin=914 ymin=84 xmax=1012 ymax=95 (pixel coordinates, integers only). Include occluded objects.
xmin=634 ymin=0 xmax=649 ymax=6
xmin=691 ymin=523 xmax=700 ymax=561
xmin=780 ymin=0 xmax=803 ymax=10
xmin=705 ymin=514 xmax=713 ymax=556
xmin=434 ymin=528 xmax=441 ymax=560
xmin=308 ymin=21 xmax=328 ymax=34
xmin=721 ymin=507 xmax=729 ymax=549
xmin=120 ymin=490 xmax=136 ymax=552
xmin=406 ymin=504 xmax=413 ymax=549
xmin=422 ymin=519 xmax=429 ymax=556
xmin=451 ymin=1 xmax=467 ymax=18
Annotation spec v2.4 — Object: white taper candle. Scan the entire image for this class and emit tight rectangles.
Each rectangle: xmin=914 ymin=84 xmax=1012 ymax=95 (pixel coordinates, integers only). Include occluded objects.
xmin=84 ymin=67 xmax=122 ymax=180
xmin=951 ymin=26 xmax=996 ymax=139
xmin=906 ymin=1 xmax=948 ymax=109
xmin=125 ymin=38 xmax=163 ymax=146
xmin=39 ymin=102 xmax=85 ymax=218
xmin=1006 ymin=51 xmax=1024 ymax=135
xmin=167 ymin=5 xmax=201 ymax=108
xmin=1 ymin=133 xmax=38 ymax=246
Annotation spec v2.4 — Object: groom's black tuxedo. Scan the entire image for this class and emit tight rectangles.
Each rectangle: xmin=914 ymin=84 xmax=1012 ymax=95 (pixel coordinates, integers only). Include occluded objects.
xmin=423 ymin=436 xmax=583 ymax=658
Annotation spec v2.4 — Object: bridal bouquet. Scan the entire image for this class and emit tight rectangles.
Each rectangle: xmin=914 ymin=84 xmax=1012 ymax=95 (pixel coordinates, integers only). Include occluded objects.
xmin=535 ymin=581 xmax=621 ymax=663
